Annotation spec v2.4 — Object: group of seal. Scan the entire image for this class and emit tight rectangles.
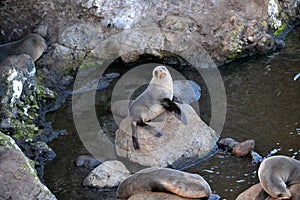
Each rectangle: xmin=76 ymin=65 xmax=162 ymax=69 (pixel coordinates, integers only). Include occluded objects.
xmin=0 ymin=33 xmax=47 ymax=63
xmin=129 ymin=65 xmax=187 ymax=150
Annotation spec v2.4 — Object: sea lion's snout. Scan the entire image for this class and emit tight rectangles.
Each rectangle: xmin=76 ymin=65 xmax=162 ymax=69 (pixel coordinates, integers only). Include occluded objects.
xmin=153 ymin=66 xmax=167 ymax=79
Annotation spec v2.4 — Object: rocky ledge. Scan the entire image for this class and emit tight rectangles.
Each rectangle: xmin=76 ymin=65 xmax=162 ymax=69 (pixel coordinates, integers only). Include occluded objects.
xmin=0 ymin=0 xmax=299 ymax=67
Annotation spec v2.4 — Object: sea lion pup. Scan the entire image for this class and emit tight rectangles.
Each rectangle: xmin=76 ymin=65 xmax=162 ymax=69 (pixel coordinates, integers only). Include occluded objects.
xmin=0 ymin=34 xmax=47 ymax=63
xmin=129 ymin=66 xmax=187 ymax=150
xmin=258 ymin=155 xmax=300 ymax=199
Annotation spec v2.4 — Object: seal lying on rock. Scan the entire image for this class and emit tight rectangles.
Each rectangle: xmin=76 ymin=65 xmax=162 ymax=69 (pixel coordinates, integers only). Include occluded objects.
xmin=0 ymin=34 xmax=47 ymax=63
xmin=129 ymin=66 xmax=187 ymax=149
xmin=258 ymin=155 xmax=300 ymax=199
xmin=117 ymin=167 xmax=211 ymax=199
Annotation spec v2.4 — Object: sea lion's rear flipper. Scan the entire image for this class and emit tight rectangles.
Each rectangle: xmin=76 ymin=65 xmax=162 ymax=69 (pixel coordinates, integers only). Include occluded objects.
xmin=137 ymin=121 xmax=163 ymax=137
xmin=161 ymin=98 xmax=187 ymax=125
xmin=131 ymin=122 xmax=140 ymax=150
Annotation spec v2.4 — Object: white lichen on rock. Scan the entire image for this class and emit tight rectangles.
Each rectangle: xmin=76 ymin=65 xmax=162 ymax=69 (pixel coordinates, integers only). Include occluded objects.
xmin=268 ymin=0 xmax=282 ymax=29
xmin=0 ymin=131 xmax=22 ymax=151
xmin=7 ymin=69 xmax=23 ymax=106
xmin=79 ymin=0 xmax=148 ymax=29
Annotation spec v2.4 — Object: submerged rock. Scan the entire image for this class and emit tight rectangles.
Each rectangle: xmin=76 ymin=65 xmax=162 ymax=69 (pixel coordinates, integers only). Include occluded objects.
xmin=117 ymin=167 xmax=211 ymax=199
xmin=232 ymin=140 xmax=255 ymax=157
xmin=0 ymin=132 xmax=56 ymax=200
xmin=115 ymin=103 xmax=219 ymax=169
xmin=217 ymin=138 xmax=255 ymax=157
xmin=82 ymin=160 xmax=131 ymax=190
xmin=217 ymin=138 xmax=239 ymax=151
xmin=75 ymin=154 xmax=104 ymax=169
xmin=173 ymin=80 xmax=201 ymax=104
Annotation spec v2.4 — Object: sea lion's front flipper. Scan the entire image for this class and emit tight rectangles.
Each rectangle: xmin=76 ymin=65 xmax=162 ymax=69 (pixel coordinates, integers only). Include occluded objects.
xmin=161 ymin=98 xmax=187 ymax=125
xmin=137 ymin=121 xmax=163 ymax=137
xmin=131 ymin=122 xmax=140 ymax=150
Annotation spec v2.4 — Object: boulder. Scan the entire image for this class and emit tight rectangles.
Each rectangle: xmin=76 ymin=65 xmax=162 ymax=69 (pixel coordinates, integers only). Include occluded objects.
xmin=75 ymin=154 xmax=104 ymax=169
xmin=82 ymin=160 xmax=131 ymax=189
xmin=0 ymin=54 xmax=56 ymax=139
xmin=117 ymin=167 xmax=211 ymax=199
xmin=236 ymin=183 xmax=265 ymax=200
xmin=0 ymin=132 xmax=56 ymax=200
xmin=236 ymin=183 xmax=300 ymax=200
xmin=115 ymin=103 xmax=219 ymax=169
xmin=217 ymin=138 xmax=255 ymax=157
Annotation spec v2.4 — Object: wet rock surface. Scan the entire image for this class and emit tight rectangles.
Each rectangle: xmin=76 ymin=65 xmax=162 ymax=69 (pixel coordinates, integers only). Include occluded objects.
xmin=82 ymin=160 xmax=131 ymax=190
xmin=115 ymin=103 xmax=219 ymax=169
xmin=0 ymin=132 xmax=56 ymax=200
xmin=117 ymin=167 xmax=211 ymax=199
xmin=75 ymin=154 xmax=104 ymax=169
xmin=217 ymin=138 xmax=255 ymax=157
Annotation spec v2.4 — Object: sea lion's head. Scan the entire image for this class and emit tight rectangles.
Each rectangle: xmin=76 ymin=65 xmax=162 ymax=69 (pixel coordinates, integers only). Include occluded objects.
xmin=150 ymin=65 xmax=173 ymax=91
xmin=153 ymin=66 xmax=169 ymax=79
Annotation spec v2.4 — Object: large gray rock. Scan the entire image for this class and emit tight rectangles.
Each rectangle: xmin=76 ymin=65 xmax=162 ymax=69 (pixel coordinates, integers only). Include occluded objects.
xmin=0 ymin=54 xmax=56 ymax=140
xmin=1 ymin=0 xmax=298 ymax=66
xmin=0 ymin=132 xmax=56 ymax=200
xmin=82 ymin=160 xmax=131 ymax=189
xmin=115 ymin=103 xmax=219 ymax=169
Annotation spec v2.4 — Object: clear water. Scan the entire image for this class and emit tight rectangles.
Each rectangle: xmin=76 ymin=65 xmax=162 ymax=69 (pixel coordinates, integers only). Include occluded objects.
xmin=44 ymin=26 xmax=300 ymax=200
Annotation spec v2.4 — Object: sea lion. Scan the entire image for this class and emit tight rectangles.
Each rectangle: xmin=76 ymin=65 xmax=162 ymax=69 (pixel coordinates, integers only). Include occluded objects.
xmin=129 ymin=66 xmax=187 ymax=150
xmin=117 ymin=167 xmax=211 ymax=199
xmin=258 ymin=155 xmax=300 ymax=199
xmin=0 ymin=34 xmax=47 ymax=63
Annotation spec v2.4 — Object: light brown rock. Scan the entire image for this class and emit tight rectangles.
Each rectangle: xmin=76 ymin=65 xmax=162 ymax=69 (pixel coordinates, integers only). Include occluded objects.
xmin=232 ymin=140 xmax=255 ymax=157
xmin=236 ymin=183 xmax=300 ymax=200
xmin=83 ymin=160 xmax=131 ymax=189
xmin=128 ymin=191 xmax=193 ymax=200
xmin=115 ymin=103 xmax=219 ymax=168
